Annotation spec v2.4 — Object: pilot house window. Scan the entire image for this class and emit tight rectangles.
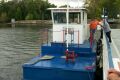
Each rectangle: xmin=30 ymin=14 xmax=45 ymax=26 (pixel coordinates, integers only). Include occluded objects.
xmin=69 ymin=12 xmax=81 ymax=24
xmin=53 ymin=12 xmax=81 ymax=24
xmin=53 ymin=12 xmax=66 ymax=24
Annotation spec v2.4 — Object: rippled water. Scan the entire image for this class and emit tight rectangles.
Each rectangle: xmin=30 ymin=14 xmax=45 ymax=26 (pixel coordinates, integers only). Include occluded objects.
xmin=110 ymin=24 xmax=120 ymax=52
xmin=0 ymin=23 xmax=119 ymax=80
xmin=111 ymin=29 xmax=120 ymax=52
xmin=0 ymin=24 xmax=52 ymax=80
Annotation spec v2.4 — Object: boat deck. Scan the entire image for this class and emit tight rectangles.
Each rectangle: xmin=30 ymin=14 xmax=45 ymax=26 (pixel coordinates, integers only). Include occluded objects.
xmin=23 ymin=57 xmax=96 ymax=80
xmin=24 ymin=56 xmax=95 ymax=71
xmin=23 ymin=40 xmax=96 ymax=80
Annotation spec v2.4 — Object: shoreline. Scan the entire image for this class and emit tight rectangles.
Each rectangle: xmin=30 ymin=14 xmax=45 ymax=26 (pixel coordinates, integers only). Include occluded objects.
xmin=15 ymin=20 xmax=52 ymax=24
xmin=5 ymin=20 xmax=52 ymax=25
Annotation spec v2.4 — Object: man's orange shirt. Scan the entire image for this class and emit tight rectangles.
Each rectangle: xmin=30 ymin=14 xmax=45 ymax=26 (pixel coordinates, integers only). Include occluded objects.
xmin=89 ymin=20 xmax=99 ymax=30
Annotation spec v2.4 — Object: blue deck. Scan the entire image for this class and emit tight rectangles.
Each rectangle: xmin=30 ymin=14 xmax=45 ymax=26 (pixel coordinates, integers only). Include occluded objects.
xmin=23 ymin=40 xmax=96 ymax=80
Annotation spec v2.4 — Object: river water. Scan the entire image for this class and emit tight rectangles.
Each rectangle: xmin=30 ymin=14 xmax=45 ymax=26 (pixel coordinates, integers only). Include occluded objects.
xmin=110 ymin=24 xmax=120 ymax=53
xmin=0 ymin=24 xmax=119 ymax=80
xmin=0 ymin=24 xmax=52 ymax=80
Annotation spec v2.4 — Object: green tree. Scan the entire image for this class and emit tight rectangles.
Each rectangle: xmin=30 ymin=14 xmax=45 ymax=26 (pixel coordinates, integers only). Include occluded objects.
xmin=114 ymin=0 xmax=120 ymax=16
xmin=0 ymin=12 xmax=8 ymax=22
xmin=25 ymin=13 xmax=34 ymax=20
xmin=85 ymin=0 xmax=118 ymax=19
xmin=15 ymin=7 xmax=22 ymax=20
xmin=0 ymin=0 xmax=56 ymax=22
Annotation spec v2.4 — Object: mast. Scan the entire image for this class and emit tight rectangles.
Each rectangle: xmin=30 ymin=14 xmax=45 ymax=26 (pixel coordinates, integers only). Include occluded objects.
xmin=66 ymin=0 xmax=69 ymax=50
xmin=103 ymin=8 xmax=106 ymax=26
xmin=103 ymin=8 xmax=105 ymax=25
xmin=78 ymin=0 xmax=79 ymax=8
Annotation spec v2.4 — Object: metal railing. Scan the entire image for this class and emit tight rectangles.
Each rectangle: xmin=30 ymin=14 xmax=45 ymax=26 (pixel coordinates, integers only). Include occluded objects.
xmin=102 ymin=31 xmax=114 ymax=80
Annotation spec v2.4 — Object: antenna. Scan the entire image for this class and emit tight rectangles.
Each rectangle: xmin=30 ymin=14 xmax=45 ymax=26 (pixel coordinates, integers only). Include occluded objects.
xmin=78 ymin=0 xmax=79 ymax=8
xmin=103 ymin=8 xmax=106 ymax=25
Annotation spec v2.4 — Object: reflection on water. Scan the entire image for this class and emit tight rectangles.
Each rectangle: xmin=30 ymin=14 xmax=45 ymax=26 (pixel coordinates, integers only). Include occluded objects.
xmin=0 ymin=24 xmax=52 ymax=80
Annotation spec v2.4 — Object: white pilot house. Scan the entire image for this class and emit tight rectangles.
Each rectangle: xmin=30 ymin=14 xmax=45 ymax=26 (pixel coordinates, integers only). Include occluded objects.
xmin=48 ymin=8 xmax=88 ymax=44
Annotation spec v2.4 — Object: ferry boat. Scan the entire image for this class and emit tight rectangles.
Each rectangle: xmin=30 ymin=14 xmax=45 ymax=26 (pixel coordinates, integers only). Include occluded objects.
xmin=22 ymin=6 xmax=117 ymax=80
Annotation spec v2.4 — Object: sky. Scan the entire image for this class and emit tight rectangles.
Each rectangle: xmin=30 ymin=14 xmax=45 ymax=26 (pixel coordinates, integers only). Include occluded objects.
xmin=48 ymin=0 xmax=84 ymax=7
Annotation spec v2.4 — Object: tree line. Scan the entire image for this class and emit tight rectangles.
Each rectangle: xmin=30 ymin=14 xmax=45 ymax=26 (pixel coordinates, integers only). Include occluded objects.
xmin=1 ymin=0 xmax=119 ymax=22
xmin=0 ymin=0 xmax=56 ymax=23
xmin=85 ymin=0 xmax=120 ymax=19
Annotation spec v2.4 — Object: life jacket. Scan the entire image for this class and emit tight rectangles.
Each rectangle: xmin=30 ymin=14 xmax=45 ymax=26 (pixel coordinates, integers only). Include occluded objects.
xmin=89 ymin=20 xmax=99 ymax=30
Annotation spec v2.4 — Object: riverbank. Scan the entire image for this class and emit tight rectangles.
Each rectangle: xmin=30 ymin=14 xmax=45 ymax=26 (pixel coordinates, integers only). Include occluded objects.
xmin=2 ymin=19 xmax=120 ymax=25
xmin=13 ymin=20 xmax=52 ymax=24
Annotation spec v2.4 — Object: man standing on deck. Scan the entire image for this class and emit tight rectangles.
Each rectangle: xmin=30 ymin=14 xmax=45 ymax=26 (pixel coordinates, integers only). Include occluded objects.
xmin=89 ymin=19 xmax=99 ymax=34
xmin=89 ymin=19 xmax=99 ymax=41
xmin=100 ymin=19 xmax=112 ymax=43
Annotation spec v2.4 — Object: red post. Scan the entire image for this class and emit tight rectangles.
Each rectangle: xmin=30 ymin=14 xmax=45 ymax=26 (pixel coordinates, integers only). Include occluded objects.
xmin=72 ymin=51 xmax=75 ymax=62
xmin=65 ymin=50 xmax=69 ymax=62
xmin=65 ymin=50 xmax=75 ymax=62
xmin=90 ymin=32 xmax=93 ymax=48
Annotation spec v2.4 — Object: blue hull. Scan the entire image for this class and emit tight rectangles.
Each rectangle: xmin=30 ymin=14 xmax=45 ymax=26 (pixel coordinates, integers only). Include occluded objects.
xmin=23 ymin=41 xmax=96 ymax=80
xmin=23 ymin=66 xmax=94 ymax=80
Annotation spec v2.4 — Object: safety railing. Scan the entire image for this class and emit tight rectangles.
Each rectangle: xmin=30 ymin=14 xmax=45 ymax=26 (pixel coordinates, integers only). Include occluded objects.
xmin=102 ymin=31 xmax=114 ymax=80
xmin=38 ymin=28 xmax=52 ymax=45
xmin=39 ymin=28 xmax=80 ymax=47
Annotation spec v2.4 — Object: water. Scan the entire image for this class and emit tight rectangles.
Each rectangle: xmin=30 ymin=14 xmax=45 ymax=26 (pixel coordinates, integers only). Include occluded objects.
xmin=110 ymin=23 xmax=120 ymax=29
xmin=110 ymin=24 xmax=120 ymax=53
xmin=111 ymin=29 xmax=120 ymax=52
xmin=0 ymin=24 xmax=52 ymax=80
xmin=0 ymin=23 xmax=119 ymax=80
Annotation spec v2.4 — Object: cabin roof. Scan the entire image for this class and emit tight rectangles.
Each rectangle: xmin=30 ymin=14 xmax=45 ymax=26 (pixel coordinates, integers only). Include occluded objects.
xmin=48 ymin=7 xmax=86 ymax=10
xmin=48 ymin=7 xmax=86 ymax=12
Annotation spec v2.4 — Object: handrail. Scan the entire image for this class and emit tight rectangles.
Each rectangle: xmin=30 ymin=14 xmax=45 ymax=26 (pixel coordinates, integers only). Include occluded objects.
xmin=103 ymin=32 xmax=109 ymax=80
xmin=102 ymin=31 xmax=114 ymax=80
xmin=40 ymin=28 xmax=80 ymax=46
